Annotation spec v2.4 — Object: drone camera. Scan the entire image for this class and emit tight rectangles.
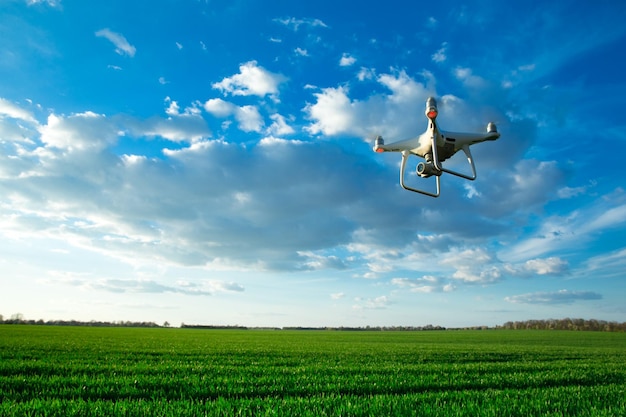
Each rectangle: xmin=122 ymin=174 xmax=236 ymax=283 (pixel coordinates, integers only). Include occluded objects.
xmin=417 ymin=162 xmax=442 ymax=178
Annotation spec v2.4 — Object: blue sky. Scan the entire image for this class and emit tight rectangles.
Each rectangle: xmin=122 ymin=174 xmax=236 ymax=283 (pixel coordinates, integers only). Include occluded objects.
xmin=1 ymin=0 xmax=625 ymax=327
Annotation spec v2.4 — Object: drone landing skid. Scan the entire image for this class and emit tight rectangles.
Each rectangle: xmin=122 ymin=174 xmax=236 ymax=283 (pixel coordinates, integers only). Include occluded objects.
xmin=399 ymin=140 xmax=477 ymax=198
xmin=433 ymin=142 xmax=477 ymax=181
xmin=400 ymin=151 xmax=441 ymax=197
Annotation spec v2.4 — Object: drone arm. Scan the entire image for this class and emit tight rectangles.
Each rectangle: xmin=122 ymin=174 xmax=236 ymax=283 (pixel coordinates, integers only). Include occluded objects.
xmin=399 ymin=151 xmax=440 ymax=197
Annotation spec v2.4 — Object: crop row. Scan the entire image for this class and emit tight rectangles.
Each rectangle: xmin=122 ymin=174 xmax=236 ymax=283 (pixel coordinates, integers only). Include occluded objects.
xmin=3 ymin=385 xmax=624 ymax=417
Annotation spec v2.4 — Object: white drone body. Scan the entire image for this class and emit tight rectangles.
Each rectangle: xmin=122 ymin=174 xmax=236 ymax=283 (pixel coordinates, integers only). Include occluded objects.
xmin=373 ymin=97 xmax=500 ymax=197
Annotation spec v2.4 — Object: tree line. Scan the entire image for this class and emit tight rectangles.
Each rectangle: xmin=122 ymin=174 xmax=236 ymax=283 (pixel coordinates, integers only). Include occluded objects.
xmin=0 ymin=314 xmax=161 ymax=328
xmin=1 ymin=314 xmax=624 ymax=331
xmin=496 ymin=318 xmax=626 ymax=332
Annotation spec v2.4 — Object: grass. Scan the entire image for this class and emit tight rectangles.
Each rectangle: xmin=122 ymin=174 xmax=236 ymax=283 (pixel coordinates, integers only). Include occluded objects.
xmin=1 ymin=325 xmax=624 ymax=416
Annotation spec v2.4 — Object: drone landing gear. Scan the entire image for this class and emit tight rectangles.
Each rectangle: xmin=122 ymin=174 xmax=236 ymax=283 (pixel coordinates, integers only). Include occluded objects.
xmin=400 ymin=151 xmax=441 ymax=197
xmin=399 ymin=138 xmax=477 ymax=198
xmin=433 ymin=143 xmax=477 ymax=181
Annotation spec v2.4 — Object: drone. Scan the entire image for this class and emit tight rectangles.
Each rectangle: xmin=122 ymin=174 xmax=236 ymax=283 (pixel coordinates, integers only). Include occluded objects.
xmin=373 ymin=97 xmax=500 ymax=197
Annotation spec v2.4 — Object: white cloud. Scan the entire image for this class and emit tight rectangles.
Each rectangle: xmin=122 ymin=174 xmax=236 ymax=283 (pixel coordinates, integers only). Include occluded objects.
xmin=165 ymin=99 xmax=180 ymax=116
xmin=356 ymin=67 xmax=375 ymax=81
xmin=273 ymin=17 xmax=328 ymax=31
xmin=583 ymin=247 xmax=626 ymax=279
xmin=235 ymin=105 xmax=264 ymax=133
xmin=126 ymin=112 xmax=210 ymax=142
xmin=212 ymin=61 xmax=287 ymax=99
xmin=295 ymin=47 xmax=308 ymax=57
xmin=582 ymin=203 xmax=626 ymax=234
xmin=95 ymin=29 xmax=136 ymax=57
xmin=391 ymin=276 xmax=455 ymax=293
xmin=476 ymin=159 xmax=566 ymax=217
xmin=431 ymin=43 xmax=447 ymax=63
xmin=439 ymin=247 xmax=502 ymax=284
xmin=304 ymin=69 xmax=435 ymax=139
xmin=505 ymin=289 xmax=602 ymax=305
xmin=267 ymin=113 xmax=295 ymax=136
xmin=353 ymin=295 xmax=391 ymax=310
xmin=463 ymin=183 xmax=481 ymax=198
xmin=0 ymin=98 xmax=37 ymax=123
xmin=377 ymin=70 xmax=428 ymax=104
xmin=304 ymin=86 xmax=355 ymax=136
xmin=53 ymin=277 xmax=243 ymax=296
xmin=297 ymin=251 xmax=347 ymax=270
xmin=557 ymin=185 xmax=588 ymax=199
xmin=454 ymin=67 xmax=486 ymax=88
xmin=2 ymin=104 xmax=403 ymax=273
xmin=339 ymin=53 xmax=356 ymax=67
xmin=39 ymin=111 xmax=119 ymax=151
xmin=203 ymin=98 xmax=264 ymax=133
xmin=500 ymin=191 xmax=626 ymax=262
xmin=523 ymin=257 xmax=569 ymax=275
xmin=203 ymin=98 xmax=236 ymax=117
xmin=27 ymin=0 xmax=61 ymax=6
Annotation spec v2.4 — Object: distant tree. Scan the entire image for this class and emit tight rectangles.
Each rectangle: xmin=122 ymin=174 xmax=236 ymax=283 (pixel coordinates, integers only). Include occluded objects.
xmin=163 ymin=321 xmax=170 ymax=328
xmin=497 ymin=318 xmax=625 ymax=332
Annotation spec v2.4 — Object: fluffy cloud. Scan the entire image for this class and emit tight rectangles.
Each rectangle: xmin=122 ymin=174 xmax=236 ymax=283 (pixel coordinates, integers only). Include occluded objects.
xmin=203 ymin=98 xmax=235 ymax=117
xmin=523 ymin=257 xmax=569 ymax=275
xmin=304 ymin=86 xmax=355 ymax=136
xmin=39 ymin=111 xmax=119 ymax=150
xmin=203 ymin=98 xmax=264 ymax=133
xmin=121 ymin=102 xmax=210 ymax=142
xmin=95 ymin=28 xmax=136 ymax=57
xmin=0 ymin=98 xmax=37 ymax=123
xmin=212 ymin=61 xmax=287 ymax=99
xmin=339 ymin=53 xmax=356 ymax=67
xmin=432 ymin=43 xmax=448 ymax=63
xmin=439 ymin=247 xmax=502 ymax=284
xmin=267 ymin=114 xmax=294 ymax=136
xmin=303 ymin=69 xmax=433 ymax=139
xmin=235 ymin=106 xmax=264 ymax=133
xmin=1 ymin=106 xmax=397 ymax=272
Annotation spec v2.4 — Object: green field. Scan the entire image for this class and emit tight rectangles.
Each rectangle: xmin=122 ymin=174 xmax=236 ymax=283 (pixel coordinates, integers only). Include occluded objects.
xmin=1 ymin=326 xmax=624 ymax=416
